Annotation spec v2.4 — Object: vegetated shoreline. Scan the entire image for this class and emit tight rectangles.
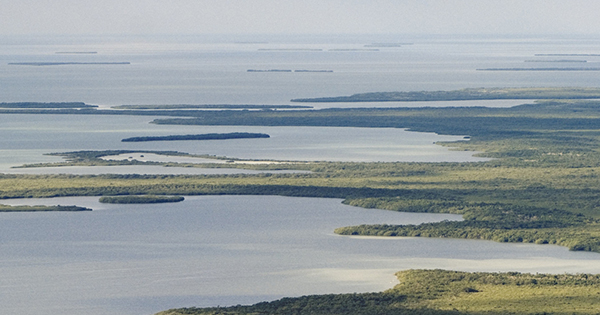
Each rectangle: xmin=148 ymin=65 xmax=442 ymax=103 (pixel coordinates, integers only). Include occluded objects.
xmin=291 ymin=87 xmax=600 ymax=102
xmin=14 ymin=150 xmax=298 ymax=170
xmin=121 ymin=132 xmax=270 ymax=142
xmin=157 ymin=269 xmax=600 ymax=315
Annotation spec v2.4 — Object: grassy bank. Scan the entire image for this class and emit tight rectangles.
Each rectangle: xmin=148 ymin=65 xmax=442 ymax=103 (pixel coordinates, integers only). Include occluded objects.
xmin=156 ymin=269 xmax=600 ymax=315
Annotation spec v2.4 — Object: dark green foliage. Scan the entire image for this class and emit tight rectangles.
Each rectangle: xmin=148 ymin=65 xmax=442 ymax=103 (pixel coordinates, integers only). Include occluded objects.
xmin=158 ymin=292 xmax=448 ymax=315
xmin=0 ymin=204 xmax=91 ymax=212
xmin=99 ymin=195 xmax=184 ymax=204
xmin=156 ymin=270 xmax=600 ymax=315
xmin=112 ymin=104 xmax=311 ymax=109
xmin=0 ymin=102 xmax=95 ymax=108
xmin=121 ymin=132 xmax=270 ymax=142
xmin=291 ymin=87 xmax=600 ymax=102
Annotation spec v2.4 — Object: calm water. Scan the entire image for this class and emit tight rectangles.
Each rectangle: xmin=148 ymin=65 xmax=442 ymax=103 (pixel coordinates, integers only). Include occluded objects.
xmin=1 ymin=34 xmax=600 ymax=106
xmin=0 ymin=114 xmax=487 ymax=172
xmin=1 ymin=195 xmax=599 ymax=315
xmin=1 ymin=34 xmax=600 ymax=315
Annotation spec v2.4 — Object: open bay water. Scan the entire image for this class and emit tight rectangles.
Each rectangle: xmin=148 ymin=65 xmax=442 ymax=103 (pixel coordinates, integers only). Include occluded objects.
xmin=1 ymin=34 xmax=600 ymax=105
xmin=1 ymin=34 xmax=600 ymax=315
xmin=1 ymin=195 xmax=599 ymax=315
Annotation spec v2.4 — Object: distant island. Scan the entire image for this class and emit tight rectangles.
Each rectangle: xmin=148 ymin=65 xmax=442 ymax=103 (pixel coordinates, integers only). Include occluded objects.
xmin=99 ymin=195 xmax=184 ymax=204
xmin=55 ymin=51 xmax=98 ymax=54
xmin=294 ymin=70 xmax=333 ymax=72
xmin=328 ymin=49 xmax=379 ymax=51
xmin=121 ymin=132 xmax=270 ymax=142
xmin=364 ymin=42 xmax=412 ymax=47
xmin=535 ymin=53 xmax=600 ymax=56
xmin=247 ymin=69 xmax=292 ymax=72
xmin=0 ymin=205 xmax=91 ymax=212
xmin=112 ymin=104 xmax=312 ymax=109
xmin=257 ymin=48 xmax=323 ymax=51
xmin=248 ymin=69 xmax=333 ymax=72
xmin=478 ymin=67 xmax=600 ymax=71
xmin=9 ymin=62 xmax=130 ymax=66
xmin=524 ymin=59 xmax=587 ymax=63
xmin=0 ymin=102 xmax=96 ymax=109
xmin=291 ymin=87 xmax=600 ymax=102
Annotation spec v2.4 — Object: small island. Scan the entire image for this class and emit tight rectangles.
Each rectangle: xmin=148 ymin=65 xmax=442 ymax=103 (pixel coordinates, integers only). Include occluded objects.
xmin=294 ymin=70 xmax=333 ymax=72
xmin=535 ymin=53 xmax=600 ymax=56
xmin=364 ymin=42 xmax=412 ymax=47
xmin=478 ymin=67 xmax=600 ymax=71
xmin=111 ymin=104 xmax=312 ymax=109
xmin=99 ymin=195 xmax=185 ymax=204
xmin=55 ymin=51 xmax=98 ymax=54
xmin=247 ymin=69 xmax=292 ymax=72
xmin=524 ymin=59 xmax=587 ymax=63
xmin=328 ymin=49 xmax=379 ymax=51
xmin=0 ymin=205 xmax=91 ymax=212
xmin=121 ymin=132 xmax=270 ymax=142
xmin=8 ymin=62 xmax=130 ymax=66
xmin=0 ymin=102 xmax=96 ymax=109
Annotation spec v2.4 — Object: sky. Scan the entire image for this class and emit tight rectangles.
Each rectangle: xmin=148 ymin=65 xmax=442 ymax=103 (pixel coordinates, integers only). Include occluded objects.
xmin=1 ymin=0 xmax=600 ymax=36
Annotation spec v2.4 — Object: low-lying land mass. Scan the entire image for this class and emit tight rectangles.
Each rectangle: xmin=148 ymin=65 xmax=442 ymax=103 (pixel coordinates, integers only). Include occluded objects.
xmin=8 ymin=62 xmax=130 ymax=66
xmin=111 ymin=104 xmax=312 ymax=109
xmin=0 ymin=102 xmax=96 ymax=109
xmin=15 ymin=150 xmax=290 ymax=169
xmin=524 ymin=59 xmax=587 ymax=62
xmin=478 ymin=67 xmax=600 ymax=71
xmin=157 ymin=269 xmax=600 ymax=315
xmin=55 ymin=51 xmax=98 ymax=54
xmin=121 ymin=132 xmax=270 ymax=142
xmin=0 ymin=204 xmax=91 ymax=212
xmin=99 ymin=195 xmax=184 ymax=204
xmin=290 ymin=87 xmax=600 ymax=102
xmin=535 ymin=53 xmax=600 ymax=56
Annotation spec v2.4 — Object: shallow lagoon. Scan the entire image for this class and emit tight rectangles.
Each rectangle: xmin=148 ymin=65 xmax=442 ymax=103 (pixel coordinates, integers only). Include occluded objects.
xmin=1 ymin=195 xmax=599 ymax=315
xmin=0 ymin=114 xmax=488 ymax=174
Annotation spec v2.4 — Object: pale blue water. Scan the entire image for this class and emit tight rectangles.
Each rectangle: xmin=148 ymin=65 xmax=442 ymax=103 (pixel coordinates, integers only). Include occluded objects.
xmin=1 ymin=195 xmax=599 ymax=315
xmin=0 ymin=114 xmax=488 ymax=171
xmin=1 ymin=34 xmax=600 ymax=315
xmin=1 ymin=34 xmax=599 ymax=106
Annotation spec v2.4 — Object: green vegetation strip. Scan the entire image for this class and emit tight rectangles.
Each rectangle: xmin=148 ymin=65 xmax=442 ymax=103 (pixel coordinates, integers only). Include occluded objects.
xmin=156 ymin=269 xmax=600 ymax=315
xmin=99 ymin=195 xmax=184 ymax=204
xmin=111 ymin=104 xmax=311 ymax=109
xmin=0 ymin=204 xmax=91 ymax=212
xmin=121 ymin=132 xmax=270 ymax=142
xmin=0 ymin=102 xmax=95 ymax=109
xmin=291 ymin=87 xmax=600 ymax=102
